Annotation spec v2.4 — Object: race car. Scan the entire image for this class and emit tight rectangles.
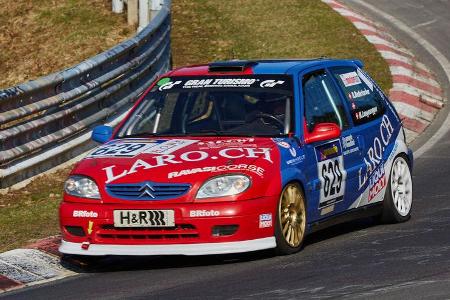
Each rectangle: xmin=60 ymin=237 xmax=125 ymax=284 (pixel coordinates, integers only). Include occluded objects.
xmin=59 ymin=59 xmax=413 ymax=256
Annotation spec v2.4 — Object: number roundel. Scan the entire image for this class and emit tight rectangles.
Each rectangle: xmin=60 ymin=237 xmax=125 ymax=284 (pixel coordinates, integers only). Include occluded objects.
xmin=89 ymin=143 xmax=149 ymax=157
xmin=316 ymin=141 xmax=346 ymax=208
xmin=321 ymin=160 xmax=343 ymax=198
xmin=322 ymin=164 xmax=330 ymax=197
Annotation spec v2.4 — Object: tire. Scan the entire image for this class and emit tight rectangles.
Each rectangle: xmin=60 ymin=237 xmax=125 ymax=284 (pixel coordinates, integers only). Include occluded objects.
xmin=381 ymin=155 xmax=413 ymax=223
xmin=274 ymin=182 xmax=307 ymax=255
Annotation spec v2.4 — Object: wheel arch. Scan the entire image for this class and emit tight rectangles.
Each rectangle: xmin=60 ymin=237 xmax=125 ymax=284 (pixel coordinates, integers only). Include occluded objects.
xmin=280 ymin=168 xmax=308 ymax=206
xmin=282 ymin=179 xmax=307 ymax=207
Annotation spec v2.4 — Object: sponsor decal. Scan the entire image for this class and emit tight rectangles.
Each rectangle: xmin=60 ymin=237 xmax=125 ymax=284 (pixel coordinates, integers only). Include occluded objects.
xmin=315 ymin=141 xmax=341 ymax=161
xmin=260 ymin=80 xmax=285 ymax=88
xmin=286 ymin=154 xmax=305 ymax=165
xmin=315 ymin=140 xmax=346 ymax=208
xmin=274 ymin=138 xmax=303 ymax=163
xmin=143 ymin=139 xmax=198 ymax=155
xmin=276 ymin=141 xmax=290 ymax=149
xmin=350 ymin=68 xmax=399 ymax=124
xmin=183 ymin=78 xmax=256 ymax=89
xmin=359 ymin=115 xmax=394 ymax=189
xmin=342 ymin=135 xmax=359 ymax=156
xmin=339 ymin=71 xmax=362 ymax=87
xmin=87 ymin=220 xmax=94 ymax=235
xmin=168 ymin=164 xmax=265 ymax=178
xmin=159 ymin=77 xmax=287 ymax=91
xmin=73 ymin=210 xmax=98 ymax=218
xmin=368 ymin=164 xmax=386 ymax=202
xmin=348 ymin=88 xmax=370 ymax=100
xmin=355 ymin=106 xmax=378 ymax=120
xmin=189 ymin=210 xmax=220 ymax=217
xmin=354 ymin=68 xmax=400 ymax=124
xmin=320 ymin=204 xmax=335 ymax=216
xmin=156 ymin=78 xmax=171 ymax=86
xmin=158 ymin=80 xmax=182 ymax=91
xmin=289 ymin=147 xmax=297 ymax=157
xmin=104 ymin=147 xmax=273 ymax=183
xmin=153 ymin=76 xmax=292 ymax=91
xmin=259 ymin=213 xmax=272 ymax=228
xmin=197 ymin=138 xmax=256 ymax=149
xmin=342 ymin=135 xmax=355 ymax=149
xmin=343 ymin=147 xmax=359 ymax=156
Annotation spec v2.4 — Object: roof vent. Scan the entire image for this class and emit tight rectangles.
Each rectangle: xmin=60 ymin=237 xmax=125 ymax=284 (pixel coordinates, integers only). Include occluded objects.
xmin=208 ymin=60 xmax=257 ymax=72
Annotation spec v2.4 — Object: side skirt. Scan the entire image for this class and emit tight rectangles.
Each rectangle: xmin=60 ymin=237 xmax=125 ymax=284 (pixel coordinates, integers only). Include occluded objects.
xmin=307 ymin=203 xmax=383 ymax=234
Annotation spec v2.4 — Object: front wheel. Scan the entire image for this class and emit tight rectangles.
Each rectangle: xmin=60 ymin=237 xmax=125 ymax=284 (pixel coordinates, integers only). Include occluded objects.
xmin=381 ymin=155 xmax=413 ymax=223
xmin=274 ymin=183 xmax=307 ymax=255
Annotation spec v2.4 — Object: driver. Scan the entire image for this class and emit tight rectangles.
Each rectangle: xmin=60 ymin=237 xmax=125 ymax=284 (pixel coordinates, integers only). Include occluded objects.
xmin=246 ymin=98 xmax=285 ymax=123
xmin=264 ymin=99 xmax=285 ymax=120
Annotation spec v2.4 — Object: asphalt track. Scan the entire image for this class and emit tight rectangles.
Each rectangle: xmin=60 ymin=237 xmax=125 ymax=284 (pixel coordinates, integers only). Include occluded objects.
xmin=2 ymin=1 xmax=450 ymax=299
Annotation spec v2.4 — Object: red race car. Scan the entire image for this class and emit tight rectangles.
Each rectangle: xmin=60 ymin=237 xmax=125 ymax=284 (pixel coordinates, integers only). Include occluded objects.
xmin=59 ymin=60 xmax=413 ymax=257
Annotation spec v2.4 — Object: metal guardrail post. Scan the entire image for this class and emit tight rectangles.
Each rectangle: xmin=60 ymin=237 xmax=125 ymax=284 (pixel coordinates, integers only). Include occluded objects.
xmin=127 ymin=0 xmax=139 ymax=26
xmin=138 ymin=0 xmax=150 ymax=32
xmin=112 ymin=0 xmax=124 ymax=13
xmin=150 ymin=0 xmax=164 ymax=20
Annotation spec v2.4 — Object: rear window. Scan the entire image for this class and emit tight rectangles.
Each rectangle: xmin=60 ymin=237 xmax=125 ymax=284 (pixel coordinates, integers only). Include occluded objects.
xmin=330 ymin=67 xmax=385 ymax=125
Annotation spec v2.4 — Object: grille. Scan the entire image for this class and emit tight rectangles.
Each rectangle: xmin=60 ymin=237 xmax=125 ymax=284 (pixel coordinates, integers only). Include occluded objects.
xmin=106 ymin=181 xmax=191 ymax=200
xmin=97 ymin=224 xmax=199 ymax=241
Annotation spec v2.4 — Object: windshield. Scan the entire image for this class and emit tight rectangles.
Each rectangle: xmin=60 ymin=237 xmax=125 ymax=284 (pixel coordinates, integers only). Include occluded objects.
xmin=117 ymin=75 xmax=294 ymax=138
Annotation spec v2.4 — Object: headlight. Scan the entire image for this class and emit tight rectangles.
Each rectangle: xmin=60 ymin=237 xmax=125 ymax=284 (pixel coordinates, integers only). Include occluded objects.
xmin=196 ymin=175 xmax=251 ymax=199
xmin=64 ymin=176 xmax=100 ymax=199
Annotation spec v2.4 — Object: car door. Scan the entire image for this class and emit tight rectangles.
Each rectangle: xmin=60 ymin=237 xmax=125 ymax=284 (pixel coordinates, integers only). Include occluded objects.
xmin=300 ymin=68 xmax=354 ymax=222
xmin=328 ymin=66 xmax=389 ymax=209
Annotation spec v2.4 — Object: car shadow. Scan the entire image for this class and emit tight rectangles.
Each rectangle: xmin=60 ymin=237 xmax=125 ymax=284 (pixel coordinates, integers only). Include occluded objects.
xmin=304 ymin=216 xmax=377 ymax=246
xmin=61 ymin=217 xmax=378 ymax=273
xmin=60 ymin=249 xmax=276 ymax=273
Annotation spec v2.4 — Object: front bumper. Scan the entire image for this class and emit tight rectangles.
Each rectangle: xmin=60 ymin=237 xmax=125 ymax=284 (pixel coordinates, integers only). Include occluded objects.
xmin=59 ymin=237 xmax=276 ymax=256
xmin=59 ymin=196 xmax=277 ymax=256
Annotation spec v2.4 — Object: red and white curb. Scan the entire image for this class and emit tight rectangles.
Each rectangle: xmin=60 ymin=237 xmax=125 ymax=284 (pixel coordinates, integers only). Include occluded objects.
xmin=0 ymin=236 xmax=73 ymax=292
xmin=323 ymin=0 xmax=445 ymax=144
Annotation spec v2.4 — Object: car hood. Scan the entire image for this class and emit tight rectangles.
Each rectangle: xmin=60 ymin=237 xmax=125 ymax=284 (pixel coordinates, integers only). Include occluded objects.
xmin=72 ymin=137 xmax=282 ymax=202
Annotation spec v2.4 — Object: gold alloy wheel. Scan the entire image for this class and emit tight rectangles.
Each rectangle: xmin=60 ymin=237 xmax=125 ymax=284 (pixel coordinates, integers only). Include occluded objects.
xmin=279 ymin=183 xmax=306 ymax=247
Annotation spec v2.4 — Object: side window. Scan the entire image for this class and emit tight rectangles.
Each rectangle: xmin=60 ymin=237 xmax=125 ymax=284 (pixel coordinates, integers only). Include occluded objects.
xmin=330 ymin=66 xmax=385 ymax=125
xmin=303 ymin=70 xmax=349 ymax=132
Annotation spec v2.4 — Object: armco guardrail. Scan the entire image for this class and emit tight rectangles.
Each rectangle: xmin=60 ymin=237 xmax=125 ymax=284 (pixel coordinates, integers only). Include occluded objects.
xmin=0 ymin=0 xmax=171 ymax=189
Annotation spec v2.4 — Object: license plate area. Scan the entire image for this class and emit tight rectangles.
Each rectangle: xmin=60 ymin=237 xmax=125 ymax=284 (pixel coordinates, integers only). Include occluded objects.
xmin=113 ymin=210 xmax=175 ymax=227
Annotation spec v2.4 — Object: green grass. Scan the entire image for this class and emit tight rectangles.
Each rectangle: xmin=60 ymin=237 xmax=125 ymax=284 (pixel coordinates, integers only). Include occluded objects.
xmin=0 ymin=168 xmax=70 ymax=252
xmin=171 ymin=0 xmax=392 ymax=92
xmin=0 ymin=0 xmax=133 ymax=89
xmin=0 ymin=0 xmax=392 ymax=252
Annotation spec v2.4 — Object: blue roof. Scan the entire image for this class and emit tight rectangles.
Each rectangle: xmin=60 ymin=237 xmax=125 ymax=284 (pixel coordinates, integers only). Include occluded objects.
xmin=251 ymin=59 xmax=364 ymax=74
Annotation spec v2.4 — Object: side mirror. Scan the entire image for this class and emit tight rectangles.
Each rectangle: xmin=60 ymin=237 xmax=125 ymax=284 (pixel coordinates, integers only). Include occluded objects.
xmin=92 ymin=125 xmax=113 ymax=144
xmin=304 ymin=123 xmax=341 ymax=144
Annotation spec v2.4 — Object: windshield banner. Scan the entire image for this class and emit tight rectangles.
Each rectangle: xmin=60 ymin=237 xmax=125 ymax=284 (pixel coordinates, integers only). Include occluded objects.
xmin=154 ymin=75 xmax=293 ymax=92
